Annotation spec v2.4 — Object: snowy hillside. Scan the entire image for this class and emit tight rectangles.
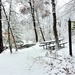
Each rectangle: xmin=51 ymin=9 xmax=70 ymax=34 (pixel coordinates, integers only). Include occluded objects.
xmin=0 ymin=43 xmax=75 ymax=75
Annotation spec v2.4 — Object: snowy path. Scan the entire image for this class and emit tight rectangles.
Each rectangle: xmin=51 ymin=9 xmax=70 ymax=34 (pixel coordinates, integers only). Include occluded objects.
xmin=0 ymin=43 xmax=75 ymax=75
xmin=0 ymin=44 xmax=49 ymax=75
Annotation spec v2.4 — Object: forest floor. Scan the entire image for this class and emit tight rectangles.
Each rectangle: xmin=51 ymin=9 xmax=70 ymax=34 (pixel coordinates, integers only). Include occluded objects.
xmin=0 ymin=43 xmax=75 ymax=75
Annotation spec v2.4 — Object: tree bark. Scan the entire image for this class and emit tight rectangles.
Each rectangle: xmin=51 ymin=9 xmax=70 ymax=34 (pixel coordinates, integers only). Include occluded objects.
xmin=0 ymin=0 xmax=3 ymax=53
xmin=36 ymin=9 xmax=45 ymax=41
xmin=51 ymin=0 xmax=59 ymax=49
xmin=68 ymin=19 xmax=72 ymax=56
xmin=8 ymin=2 xmax=12 ymax=53
xmin=29 ymin=0 xmax=38 ymax=42
xmin=2 ymin=4 xmax=18 ymax=53
xmin=10 ymin=28 xmax=18 ymax=51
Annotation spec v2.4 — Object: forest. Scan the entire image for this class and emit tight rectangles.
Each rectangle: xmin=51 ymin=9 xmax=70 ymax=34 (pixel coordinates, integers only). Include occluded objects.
xmin=0 ymin=0 xmax=75 ymax=75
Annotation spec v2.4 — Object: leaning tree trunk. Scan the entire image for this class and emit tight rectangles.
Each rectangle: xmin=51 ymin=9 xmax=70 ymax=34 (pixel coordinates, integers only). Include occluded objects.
xmin=2 ymin=4 xmax=18 ymax=53
xmin=10 ymin=28 xmax=18 ymax=51
xmin=51 ymin=0 xmax=59 ymax=49
xmin=0 ymin=0 xmax=3 ymax=53
xmin=36 ymin=9 xmax=45 ymax=41
xmin=29 ymin=0 xmax=38 ymax=42
xmin=8 ymin=1 xmax=18 ymax=52
xmin=2 ymin=3 xmax=12 ymax=53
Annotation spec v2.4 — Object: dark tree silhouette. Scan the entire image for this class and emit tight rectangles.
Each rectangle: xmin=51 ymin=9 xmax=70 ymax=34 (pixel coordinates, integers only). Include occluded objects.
xmin=68 ymin=19 xmax=72 ymax=56
xmin=29 ymin=0 xmax=38 ymax=42
xmin=2 ymin=3 xmax=18 ymax=53
xmin=51 ymin=0 xmax=59 ymax=49
xmin=35 ymin=9 xmax=45 ymax=41
xmin=0 ymin=0 xmax=3 ymax=53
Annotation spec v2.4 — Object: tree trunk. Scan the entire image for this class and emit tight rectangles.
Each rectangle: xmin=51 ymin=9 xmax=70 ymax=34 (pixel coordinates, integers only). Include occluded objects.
xmin=0 ymin=0 xmax=3 ymax=53
xmin=29 ymin=0 xmax=38 ymax=42
xmin=8 ymin=2 xmax=12 ymax=53
xmin=51 ymin=0 xmax=59 ymax=49
xmin=2 ymin=4 xmax=18 ymax=52
xmin=68 ymin=19 xmax=72 ymax=56
xmin=36 ymin=9 xmax=45 ymax=41
xmin=10 ymin=28 xmax=18 ymax=51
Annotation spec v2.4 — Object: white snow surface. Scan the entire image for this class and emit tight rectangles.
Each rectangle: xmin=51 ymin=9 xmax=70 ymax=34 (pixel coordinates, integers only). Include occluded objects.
xmin=0 ymin=43 xmax=75 ymax=75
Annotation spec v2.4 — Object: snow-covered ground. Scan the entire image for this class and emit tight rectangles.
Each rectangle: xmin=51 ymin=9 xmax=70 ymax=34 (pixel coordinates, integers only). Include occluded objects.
xmin=0 ymin=43 xmax=75 ymax=75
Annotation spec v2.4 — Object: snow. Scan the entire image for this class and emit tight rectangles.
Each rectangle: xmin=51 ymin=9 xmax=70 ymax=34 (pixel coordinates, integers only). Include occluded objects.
xmin=0 ymin=43 xmax=75 ymax=75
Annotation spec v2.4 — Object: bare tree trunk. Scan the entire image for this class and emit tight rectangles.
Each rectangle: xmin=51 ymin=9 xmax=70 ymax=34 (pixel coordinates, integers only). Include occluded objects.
xmin=0 ymin=0 xmax=3 ymax=53
xmin=68 ymin=19 xmax=72 ymax=56
xmin=2 ymin=3 xmax=18 ymax=52
xmin=36 ymin=9 xmax=45 ymax=41
xmin=9 ymin=1 xmax=18 ymax=52
xmin=51 ymin=0 xmax=59 ymax=49
xmin=10 ymin=28 xmax=18 ymax=51
xmin=29 ymin=0 xmax=38 ymax=42
xmin=8 ymin=1 xmax=12 ymax=53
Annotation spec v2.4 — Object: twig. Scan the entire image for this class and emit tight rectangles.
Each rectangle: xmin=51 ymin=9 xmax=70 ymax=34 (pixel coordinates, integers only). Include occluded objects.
xmin=36 ymin=56 xmax=63 ymax=61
